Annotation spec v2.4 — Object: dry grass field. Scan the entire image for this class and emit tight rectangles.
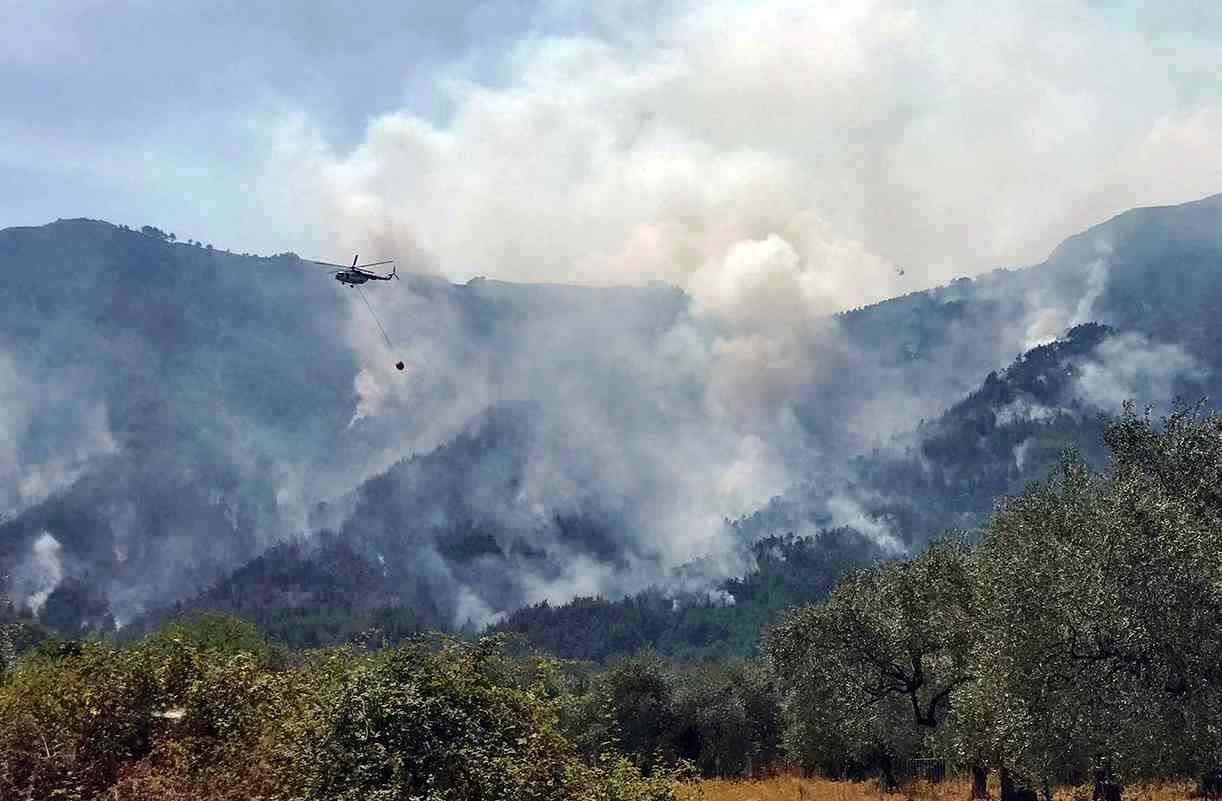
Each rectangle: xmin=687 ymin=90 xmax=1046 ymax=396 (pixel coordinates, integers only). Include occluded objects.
xmin=676 ymin=775 xmax=1198 ymax=801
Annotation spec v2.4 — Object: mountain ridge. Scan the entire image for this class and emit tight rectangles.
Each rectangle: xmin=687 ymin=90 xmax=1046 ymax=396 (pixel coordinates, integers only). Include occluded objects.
xmin=3 ymin=192 xmax=1222 ymax=640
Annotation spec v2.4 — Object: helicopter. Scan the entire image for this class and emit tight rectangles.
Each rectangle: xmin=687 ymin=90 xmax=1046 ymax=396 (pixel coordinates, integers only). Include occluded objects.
xmin=311 ymin=254 xmax=399 ymax=286
xmin=309 ymin=254 xmax=406 ymax=371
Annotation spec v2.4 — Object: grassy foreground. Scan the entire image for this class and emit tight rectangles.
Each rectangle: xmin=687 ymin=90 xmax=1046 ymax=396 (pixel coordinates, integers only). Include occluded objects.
xmin=676 ymin=776 xmax=1198 ymax=801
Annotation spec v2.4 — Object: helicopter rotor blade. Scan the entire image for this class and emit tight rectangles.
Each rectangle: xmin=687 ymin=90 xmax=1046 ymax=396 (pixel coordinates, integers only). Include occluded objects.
xmin=306 ymin=256 xmax=396 ymax=274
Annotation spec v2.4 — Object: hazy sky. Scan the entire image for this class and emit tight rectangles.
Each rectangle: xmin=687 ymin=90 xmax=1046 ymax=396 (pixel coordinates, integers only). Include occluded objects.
xmin=6 ymin=0 xmax=1222 ymax=306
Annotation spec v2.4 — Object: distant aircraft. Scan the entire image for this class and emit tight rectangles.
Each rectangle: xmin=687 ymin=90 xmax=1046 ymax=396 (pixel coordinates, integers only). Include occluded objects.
xmin=309 ymin=254 xmax=405 ymax=371
xmin=310 ymin=254 xmax=398 ymax=286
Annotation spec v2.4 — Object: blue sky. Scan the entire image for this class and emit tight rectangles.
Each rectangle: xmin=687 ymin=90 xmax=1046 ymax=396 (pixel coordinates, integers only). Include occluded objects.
xmin=5 ymin=1 xmax=1222 ymax=306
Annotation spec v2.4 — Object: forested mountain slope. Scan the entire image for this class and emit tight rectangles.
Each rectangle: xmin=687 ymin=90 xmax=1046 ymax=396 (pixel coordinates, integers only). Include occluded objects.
xmin=3 ymin=192 xmax=1222 ymax=636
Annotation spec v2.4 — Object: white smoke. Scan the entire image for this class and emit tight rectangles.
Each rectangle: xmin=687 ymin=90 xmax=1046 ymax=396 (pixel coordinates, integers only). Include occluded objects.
xmin=1074 ymin=332 xmax=1208 ymax=412
xmin=1071 ymin=258 xmax=1111 ymax=329
xmin=454 ymin=586 xmax=501 ymax=630
xmin=519 ymin=553 xmax=626 ymax=608
xmin=349 ymin=366 xmax=390 ymax=427
xmin=1022 ymin=255 xmax=1112 ymax=350
xmin=994 ymin=397 xmax=1061 ymax=427
xmin=825 ymin=493 xmax=904 ymax=554
xmin=184 ymin=0 xmax=1222 ymax=616
xmin=0 ymin=351 xmax=117 ymax=522
xmin=1012 ymin=438 xmax=1033 ymax=472
xmin=11 ymin=532 xmax=64 ymax=615
xmin=250 ymin=0 xmax=1222 ymax=512
xmin=257 ymin=1 xmax=1222 ymax=292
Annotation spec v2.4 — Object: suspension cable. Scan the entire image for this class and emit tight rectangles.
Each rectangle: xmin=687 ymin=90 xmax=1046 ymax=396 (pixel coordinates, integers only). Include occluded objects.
xmin=356 ymin=285 xmax=394 ymax=351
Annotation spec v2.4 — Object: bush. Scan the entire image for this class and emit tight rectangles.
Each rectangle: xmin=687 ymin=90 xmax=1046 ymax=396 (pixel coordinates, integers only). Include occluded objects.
xmin=0 ymin=644 xmax=163 ymax=799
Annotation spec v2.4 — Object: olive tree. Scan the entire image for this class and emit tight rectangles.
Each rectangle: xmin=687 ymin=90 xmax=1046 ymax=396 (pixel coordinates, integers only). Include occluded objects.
xmin=958 ymin=441 xmax=1222 ymax=797
xmin=669 ymin=661 xmax=781 ymax=778
xmin=765 ymin=538 xmax=976 ymax=784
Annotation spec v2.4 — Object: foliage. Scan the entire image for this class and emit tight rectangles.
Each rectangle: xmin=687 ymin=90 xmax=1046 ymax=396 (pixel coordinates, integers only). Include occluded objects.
xmin=495 ymin=530 xmax=884 ymax=663
xmin=559 ymin=653 xmax=783 ymax=780
xmin=0 ymin=619 xmax=690 ymax=801
xmin=766 ymin=401 xmax=1222 ymax=795
xmin=10 ymin=401 xmax=1222 ymax=798
xmin=0 ymin=642 xmax=163 ymax=800
xmin=669 ymin=661 xmax=782 ymax=778
xmin=958 ymin=408 xmax=1222 ymax=786
xmin=568 ymin=754 xmax=695 ymax=801
xmin=765 ymin=538 xmax=975 ymax=776
xmin=292 ymin=637 xmax=579 ymax=801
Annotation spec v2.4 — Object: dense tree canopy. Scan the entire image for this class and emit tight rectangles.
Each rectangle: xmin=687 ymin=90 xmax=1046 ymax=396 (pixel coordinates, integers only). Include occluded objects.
xmin=0 ymin=622 xmax=690 ymax=801
xmin=765 ymin=538 xmax=974 ymax=780
xmin=766 ymin=402 xmax=1222 ymax=798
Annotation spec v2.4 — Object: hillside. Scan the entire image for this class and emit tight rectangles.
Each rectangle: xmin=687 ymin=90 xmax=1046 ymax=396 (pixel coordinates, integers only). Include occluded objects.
xmin=3 ymin=193 xmax=1222 ymax=637
xmin=492 ymin=528 xmax=886 ymax=662
xmin=737 ymin=195 xmax=1222 ymax=549
xmin=0 ymin=223 xmax=695 ymax=629
xmin=488 ymin=320 xmax=1213 ymax=662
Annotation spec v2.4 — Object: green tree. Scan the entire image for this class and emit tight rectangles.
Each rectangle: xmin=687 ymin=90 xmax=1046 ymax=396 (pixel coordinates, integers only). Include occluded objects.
xmin=595 ymin=652 xmax=677 ymax=771
xmin=766 ymin=538 xmax=976 ymax=783
xmin=957 ymin=441 xmax=1222 ymax=797
xmin=670 ymin=661 xmax=780 ymax=778
xmin=295 ymin=637 xmax=581 ymax=801
xmin=0 ymin=643 xmax=164 ymax=799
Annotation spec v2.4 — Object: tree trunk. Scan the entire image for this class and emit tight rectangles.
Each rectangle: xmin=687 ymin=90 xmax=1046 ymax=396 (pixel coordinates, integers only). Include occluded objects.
xmin=880 ymin=754 xmax=898 ymax=792
xmin=1198 ymin=768 xmax=1222 ymax=799
xmin=971 ymin=763 xmax=988 ymax=799
xmin=999 ymin=768 xmax=1037 ymax=801
xmin=1092 ymin=763 xmax=1122 ymax=801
